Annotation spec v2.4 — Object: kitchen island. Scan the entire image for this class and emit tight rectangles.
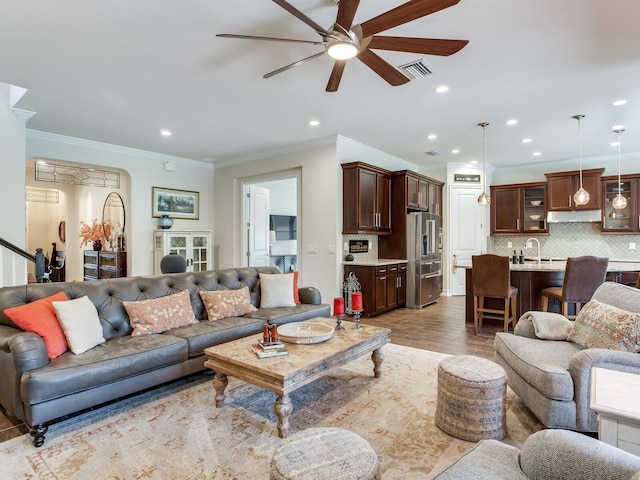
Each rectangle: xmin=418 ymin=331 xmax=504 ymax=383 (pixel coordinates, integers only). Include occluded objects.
xmin=464 ymin=260 xmax=640 ymax=324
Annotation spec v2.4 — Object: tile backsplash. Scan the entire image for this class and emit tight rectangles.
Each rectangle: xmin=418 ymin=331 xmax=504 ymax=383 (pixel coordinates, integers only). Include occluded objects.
xmin=341 ymin=234 xmax=378 ymax=262
xmin=490 ymin=223 xmax=640 ymax=262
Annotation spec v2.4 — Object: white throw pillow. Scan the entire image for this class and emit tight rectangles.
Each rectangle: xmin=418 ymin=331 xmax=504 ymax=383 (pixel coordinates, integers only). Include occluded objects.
xmin=53 ymin=295 xmax=106 ymax=354
xmin=259 ymin=273 xmax=296 ymax=308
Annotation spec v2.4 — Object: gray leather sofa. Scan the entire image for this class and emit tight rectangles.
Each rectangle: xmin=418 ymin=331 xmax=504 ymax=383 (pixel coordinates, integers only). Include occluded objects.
xmin=433 ymin=429 xmax=640 ymax=479
xmin=0 ymin=266 xmax=329 ymax=447
xmin=495 ymin=281 xmax=640 ymax=432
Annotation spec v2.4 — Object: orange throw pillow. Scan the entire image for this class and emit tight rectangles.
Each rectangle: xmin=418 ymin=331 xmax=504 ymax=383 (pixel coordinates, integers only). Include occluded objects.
xmin=4 ymin=291 xmax=69 ymax=359
xmin=289 ymin=271 xmax=301 ymax=305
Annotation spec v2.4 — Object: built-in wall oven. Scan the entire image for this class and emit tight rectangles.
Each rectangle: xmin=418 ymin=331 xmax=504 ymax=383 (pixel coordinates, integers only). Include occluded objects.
xmin=406 ymin=212 xmax=442 ymax=308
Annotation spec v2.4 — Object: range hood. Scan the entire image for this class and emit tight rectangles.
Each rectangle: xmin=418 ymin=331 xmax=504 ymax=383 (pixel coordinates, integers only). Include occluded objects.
xmin=546 ymin=210 xmax=602 ymax=223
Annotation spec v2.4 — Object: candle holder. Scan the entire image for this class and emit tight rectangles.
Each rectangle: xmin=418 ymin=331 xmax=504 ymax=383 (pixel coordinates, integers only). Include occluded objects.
xmin=335 ymin=315 xmax=345 ymax=331
xmin=352 ymin=309 xmax=363 ymax=330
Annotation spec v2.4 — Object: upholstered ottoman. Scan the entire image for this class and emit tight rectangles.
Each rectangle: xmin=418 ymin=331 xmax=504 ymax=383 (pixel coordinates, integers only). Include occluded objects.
xmin=435 ymin=355 xmax=507 ymax=441
xmin=270 ymin=427 xmax=381 ymax=480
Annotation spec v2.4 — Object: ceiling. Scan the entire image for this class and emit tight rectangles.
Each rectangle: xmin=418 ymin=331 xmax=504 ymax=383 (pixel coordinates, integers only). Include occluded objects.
xmin=2 ymin=0 xmax=640 ymax=170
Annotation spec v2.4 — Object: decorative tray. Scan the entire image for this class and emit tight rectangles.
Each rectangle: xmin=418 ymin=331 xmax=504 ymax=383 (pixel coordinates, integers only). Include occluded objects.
xmin=277 ymin=322 xmax=335 ymax=344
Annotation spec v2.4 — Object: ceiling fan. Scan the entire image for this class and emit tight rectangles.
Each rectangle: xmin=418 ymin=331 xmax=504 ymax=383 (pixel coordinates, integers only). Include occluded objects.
xmin=217 ymin=0 xmax=469 ymax=92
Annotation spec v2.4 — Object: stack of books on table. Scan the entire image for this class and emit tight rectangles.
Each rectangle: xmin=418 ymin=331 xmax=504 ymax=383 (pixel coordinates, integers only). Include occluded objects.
xmin=251 ymin=340 xmax=289 ymax=358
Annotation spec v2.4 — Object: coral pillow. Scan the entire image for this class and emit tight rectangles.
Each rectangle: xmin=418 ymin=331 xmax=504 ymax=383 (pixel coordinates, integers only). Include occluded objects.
xmin=123 ymin=290 xmax=199 ymax=336
xmin=567 ymin=299 xmax=640 ymax=352
xmin=288 ymin=271 xmax=301 ymax=305
xmin=4 ymin=291 xmax=69 ymax=359
xmin=199 ymin=286 xmax=257 ymax=321
xmin=53 ymin=295 xmax=106 ymax=354
xmin=259 ymin=273 xmax=296 ymax=308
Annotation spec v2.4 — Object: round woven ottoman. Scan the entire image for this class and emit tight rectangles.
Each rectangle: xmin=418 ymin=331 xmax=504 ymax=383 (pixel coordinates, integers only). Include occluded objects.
xmin=270 ymin=427 xmax=381 ymax=480
xmin=435 ymin=355 xmax=507 ymax=441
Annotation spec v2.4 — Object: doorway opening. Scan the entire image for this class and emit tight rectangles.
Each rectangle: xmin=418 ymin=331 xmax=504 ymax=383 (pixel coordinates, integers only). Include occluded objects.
xmin=241 ymin=169 xmax=301 ymax=273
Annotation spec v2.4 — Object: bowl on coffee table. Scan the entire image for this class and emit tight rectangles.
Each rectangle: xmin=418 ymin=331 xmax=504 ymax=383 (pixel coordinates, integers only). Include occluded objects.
xmin=278 ymin=322 xmax=335 ymax=344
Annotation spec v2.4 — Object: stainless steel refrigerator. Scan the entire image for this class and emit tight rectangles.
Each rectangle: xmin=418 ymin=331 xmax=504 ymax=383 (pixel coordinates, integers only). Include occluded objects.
xmin=406 ymin=212 xmax=442 ymax=308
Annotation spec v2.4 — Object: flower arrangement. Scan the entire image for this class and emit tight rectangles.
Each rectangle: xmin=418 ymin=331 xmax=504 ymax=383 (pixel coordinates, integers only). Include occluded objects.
xmin=79 ymin=219 xmax=112 ymax=246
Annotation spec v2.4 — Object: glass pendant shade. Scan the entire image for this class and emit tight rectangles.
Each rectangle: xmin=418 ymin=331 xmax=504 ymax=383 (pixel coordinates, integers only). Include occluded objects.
xmin=612 ymin=128 xmax=627 ymax=210
xmin=572 ymin=114 xmax=589 ymax=206
xmin=477 ymin=122 xmax=491 ymax=206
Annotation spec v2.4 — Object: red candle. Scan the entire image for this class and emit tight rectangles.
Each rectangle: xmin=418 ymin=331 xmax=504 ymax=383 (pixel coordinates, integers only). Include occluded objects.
xmin=333 ymin=297 xmax=344 ymax=316
xmin=351 ymin=291 xmax=363 ymax=311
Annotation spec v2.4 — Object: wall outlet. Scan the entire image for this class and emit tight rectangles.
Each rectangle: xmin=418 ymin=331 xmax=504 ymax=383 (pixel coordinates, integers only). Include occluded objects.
xmin=630 ymin=242 xmax=637 ymax=250
xmin=507 ymin=241 xmax=512 ymax=248
xmin=328 ymin=245 xmax=335 ymax=254
xmin=343 ymin=242 xmax=349 ymax=252
xmin=526 ymin=241 xmax=532 ymax=248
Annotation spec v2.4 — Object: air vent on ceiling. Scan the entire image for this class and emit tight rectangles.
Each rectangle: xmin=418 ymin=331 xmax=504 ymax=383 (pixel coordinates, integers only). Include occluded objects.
xmin=425 ymin=150 xmax=440 ymax=156
xmin=398 ymin=59 xmax=435 ymax=79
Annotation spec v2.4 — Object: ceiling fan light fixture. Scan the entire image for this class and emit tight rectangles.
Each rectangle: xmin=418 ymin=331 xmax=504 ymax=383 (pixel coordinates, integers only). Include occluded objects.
xmin=326 ymin=40 xmax=358 ymax=60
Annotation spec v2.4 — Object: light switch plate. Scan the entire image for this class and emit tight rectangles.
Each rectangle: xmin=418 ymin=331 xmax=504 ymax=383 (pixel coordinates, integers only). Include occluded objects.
xmin=307 ymin=245 xmax=318 ymax=254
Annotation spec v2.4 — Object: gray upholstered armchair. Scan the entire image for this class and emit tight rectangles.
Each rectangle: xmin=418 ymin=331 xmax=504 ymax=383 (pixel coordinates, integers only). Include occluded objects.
xmin=433 ymin=429 xmax=640 ymax=479
xmin=494 ymin=282 xmax=640 ymax=432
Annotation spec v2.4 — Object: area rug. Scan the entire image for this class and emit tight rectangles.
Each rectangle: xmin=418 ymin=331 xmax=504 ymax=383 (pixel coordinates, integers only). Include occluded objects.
xmin=0 ymin=344 xmax=542 ymax=479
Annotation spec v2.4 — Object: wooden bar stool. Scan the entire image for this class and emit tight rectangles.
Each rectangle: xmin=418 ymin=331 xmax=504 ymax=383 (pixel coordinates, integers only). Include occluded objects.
xmin=540 ymin=256 xmax=608 ymax=319
xmin=471 ymin=254 xmax=518 ymax=334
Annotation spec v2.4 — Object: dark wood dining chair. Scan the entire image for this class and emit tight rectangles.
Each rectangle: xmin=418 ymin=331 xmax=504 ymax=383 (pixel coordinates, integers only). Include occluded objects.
xmin=472 ymin=254 xmax=519 ymax=334
xmin=540 ymin=256 xmax=609 ymax=319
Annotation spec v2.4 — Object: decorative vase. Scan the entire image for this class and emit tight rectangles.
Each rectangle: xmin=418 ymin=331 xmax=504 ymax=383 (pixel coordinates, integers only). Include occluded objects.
xmin=158 ymin=214 xmax=174 ymax=230
xmin=92 ymin=240 xmax=103 ymax=251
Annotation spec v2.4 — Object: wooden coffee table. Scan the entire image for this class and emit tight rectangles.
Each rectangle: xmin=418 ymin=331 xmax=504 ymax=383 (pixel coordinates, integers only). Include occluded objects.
xmin=203 ymin=317 xmax=390 ymax=438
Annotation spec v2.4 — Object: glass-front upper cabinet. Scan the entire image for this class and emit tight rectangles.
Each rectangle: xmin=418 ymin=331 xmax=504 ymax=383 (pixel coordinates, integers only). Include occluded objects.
xmin=602 ymin=176 xmax=639 ymax=233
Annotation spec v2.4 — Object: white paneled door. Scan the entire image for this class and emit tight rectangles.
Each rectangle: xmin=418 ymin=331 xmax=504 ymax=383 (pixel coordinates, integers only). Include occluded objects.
xmin=449 ymin=186 xmax=483 ymax=296
xmin=247 ymin=185 xmax=270 ymax=267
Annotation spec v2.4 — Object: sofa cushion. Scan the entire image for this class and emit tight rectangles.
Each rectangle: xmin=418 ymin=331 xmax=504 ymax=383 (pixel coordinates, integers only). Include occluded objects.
xmin=53 ymin=295 xmax=106 ymax=354
xmin=22 ymin=334 xmax=188 ymax=404
xmin=124 ymin=290 xmax=198 ymax=336
xmin=259 ymin=273 xmax=296 ymax=308
xmin=166 ymin=316 xmax=264 ymax=357
xmin=567 ymin=299 xmax=640 ymax=352
xmin=199 ymin=286 xmax=257 ymax=321
xmin=3 ymin=291 xmax=69 ymax=359
xmin=494 ymin=332 xmax=580 ymax=401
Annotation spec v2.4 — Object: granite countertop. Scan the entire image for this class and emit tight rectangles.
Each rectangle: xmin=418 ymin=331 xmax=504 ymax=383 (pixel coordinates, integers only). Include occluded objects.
xmin=462 ymin=260 xmax=640 ymax=272
xmin=344 ymin=258 xmax=409 ymax=267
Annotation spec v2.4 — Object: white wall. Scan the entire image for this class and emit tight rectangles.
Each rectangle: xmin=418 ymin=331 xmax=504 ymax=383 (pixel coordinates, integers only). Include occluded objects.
xmin=25 ymin=131 xmax=214 ymax=276
xmin=0 ymin=84 xmax=28 ymax=285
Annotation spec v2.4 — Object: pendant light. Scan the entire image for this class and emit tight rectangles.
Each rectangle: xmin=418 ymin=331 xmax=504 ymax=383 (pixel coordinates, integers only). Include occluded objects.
xmin=477 ymin=122 xmax=491 ymax=206
xmin=612 ymin=127 xmax=628 ymax=210
xmin=572 ymin=114 xmax=590 ymax=206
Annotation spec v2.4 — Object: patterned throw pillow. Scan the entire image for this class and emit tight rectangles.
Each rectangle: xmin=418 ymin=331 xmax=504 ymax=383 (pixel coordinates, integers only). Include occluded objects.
xmin=123 ymin=290 xmax=198 ymax=336
xmin=567 ymin=299 xmax=640 ymax=352
xmin=199 ymin=286 xmax=257 ymax=321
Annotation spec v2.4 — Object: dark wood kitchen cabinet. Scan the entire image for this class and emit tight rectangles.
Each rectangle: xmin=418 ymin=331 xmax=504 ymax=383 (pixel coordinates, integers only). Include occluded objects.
xmin=343 ymin=262 xmax=407 ymax=317
xmin=545 ymin=168 xmax=603 ymax=211
xmin=601 ymin=174 xmax=640 ymax=233
xmin=490 ymin=182 xmax=547 ymax=235
xmin=342 ymin=162 xmax=391 ymax=234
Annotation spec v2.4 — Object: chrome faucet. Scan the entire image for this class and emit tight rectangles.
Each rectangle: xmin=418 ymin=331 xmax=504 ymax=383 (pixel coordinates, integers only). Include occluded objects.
xmin=525 ymin=238 xmax=541 ymax=265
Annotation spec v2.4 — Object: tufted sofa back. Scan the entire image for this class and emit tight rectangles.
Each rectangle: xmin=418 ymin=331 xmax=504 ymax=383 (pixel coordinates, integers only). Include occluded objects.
xmin=0 ymin=266 xmax=280 ymax=341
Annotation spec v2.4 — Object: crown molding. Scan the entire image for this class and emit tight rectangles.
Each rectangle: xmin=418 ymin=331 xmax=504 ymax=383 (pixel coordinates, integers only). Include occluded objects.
xmin=26 ymin=129 xmax=214 ymax=170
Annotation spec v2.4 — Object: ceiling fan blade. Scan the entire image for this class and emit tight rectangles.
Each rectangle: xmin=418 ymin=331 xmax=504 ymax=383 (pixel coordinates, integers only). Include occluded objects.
xmin=263 ymin=51 xmax=326 ymax=79
xmin=326 ymin=60 xmax=347 ymax=92
xmin=336 ymin=0 xmax=361 ymax=31
xmin=367 ymin=36 xmax=468 ymax=55
xmin=357 ymin=49 xmax=410 ymax=86
xmin=216 ymin=33 xmax=324 ymax=46
xmin=272 ymin=0 xmax=329 ymax=36
xmin=359 ymin=0 xmax=461 ymax=37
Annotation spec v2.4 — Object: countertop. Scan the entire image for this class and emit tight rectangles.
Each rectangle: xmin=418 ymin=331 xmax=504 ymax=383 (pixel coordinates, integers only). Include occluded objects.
xmin=344 ymin=258 xmax=409 ymax=267
xmin=462 ymin=260 xmax=640 ymax=272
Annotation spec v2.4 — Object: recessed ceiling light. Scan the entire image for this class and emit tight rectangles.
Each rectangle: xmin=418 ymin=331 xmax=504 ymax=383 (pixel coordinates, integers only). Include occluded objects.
xmin=427 ymin=134 xmax=437 ymax=140
xmin=434 ymin=85 xmax=449 ymax=93
xmin=160 ymin=130 xmax=172 ymax=136
xmin=533 ymin=152 xmax=542 ymax=156
xmin=611 ymin=99 xmax=628 ymax=106
xmin=505 ymin=119 xmax=518 ymax=126
xmin=611 ymin=124 xmax=625 ymax=131
xmin=308 ymin=120 xmax=319 ymax=126
xmin=522 ymin=138 xmax=532 ymax=144
xmin=610 ymin=141 xmax=620 ymax=147
xmin=470 ymin=160 xmax=478 ymax=164
xmin=451 ymin=149 xmax=460 ymax=154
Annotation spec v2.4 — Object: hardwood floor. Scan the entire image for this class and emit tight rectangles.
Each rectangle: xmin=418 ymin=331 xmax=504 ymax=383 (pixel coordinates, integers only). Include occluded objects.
xmin=0 ymin=295 xmax=500 ymax=444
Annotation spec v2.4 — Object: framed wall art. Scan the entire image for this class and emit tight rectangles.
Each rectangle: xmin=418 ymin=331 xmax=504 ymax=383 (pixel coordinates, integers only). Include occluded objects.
xmin=152 ymin=187 xmax=199 ymax=220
